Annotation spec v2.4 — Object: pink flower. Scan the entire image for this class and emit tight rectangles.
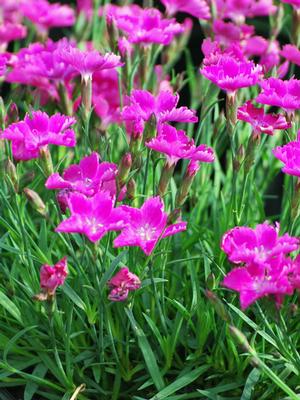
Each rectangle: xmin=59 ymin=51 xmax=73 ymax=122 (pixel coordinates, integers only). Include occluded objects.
xmin=222 ymin=257 xmax=294 ymax=309
xmin=114 ymin=197 xmax=187 ymax=255
xmin=122 ymin=90 xmax=198 ymax=136
xmin=113 ymin=7 xmax=184 ymax=46
xmin=281 ymin=0 xmax=300 ymax=9
xmin=273 ymin=133 xmax=300 ymax=177
xmin=21 ymin=0 xmax=75 ymax=34
xmin=256 ymin=77 xmax=300 ymax=113
xmin=259 ymin=40 xmax=281 ymax=72
xmin=146 ymin=124 xmax=215 ymax=166
xmin=221 ymin=222 xmax=299 ymax=266
xmin=213 ymin=20 xmax=254 ymax=47
xmin=46 ymin=152 xmax=117 ymax=198
xmin=215 ymin=0 xmax=277 ymax=23
xmin=0 ymin=55 xmax=7 ymax=76
xmin=40 ymin=257 xmax=68 ymax=295
xmin=160 ymin=0 xmax=210 ymax=19
xmin=280 ymin=44 xmax=300 ymax=67
xmin=200 ymin=40 xmax=263 ymax=94
xmin=77 ymin=0 xmax=93 ymax=18
xmin=107 ymin=267 xmax=141 ymax=302
xmin=237 ymin=101 xmax=291 ymax=136
xmin=55 ymin=191 xmax=127 ymax=243
xmin=0 ymin=22 xmax=27 ymax=48
xmin=57 ymin=45 xmax=122 ymax=81
xmin=0 ymin=111 xmax=76 ymax=161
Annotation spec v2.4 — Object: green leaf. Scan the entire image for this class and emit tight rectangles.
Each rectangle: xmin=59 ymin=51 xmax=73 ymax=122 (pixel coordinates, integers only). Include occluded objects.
xmin=0 ymin=291 xmax=22 ymax=325
xmin=241 ymin=368 xmax=261 ymax=400
xmin=24 ymin=363 xmax=48 ymax=400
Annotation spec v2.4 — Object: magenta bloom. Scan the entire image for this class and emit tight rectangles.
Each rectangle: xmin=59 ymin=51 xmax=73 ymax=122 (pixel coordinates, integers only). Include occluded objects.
xmin=273 ymin=134 xmax=300 ymax=177
xmin=55 ymin=192 xmax=127 ymax=243
xmin=200 ymin=40 xmax=263 ymax=94
xmin=114 ymin=197 xmax=187 ymax=255
xmin=146 ymin=124 xmax=214 ymax=166
xmin=122 ymin=90 xmax=198 ymax=136
xmin=108 ymin=267 xmax=141 ymax=302
xmin=0 ymin=111 xmax=76 ymax=161
xmin=221 ymin=222 xmax=299 ymax=266
xmin=0 ymin=55 xmax=7 ymax=76
xmin=256 ymin=78 xmax=300 ymax=113
xmin=0 ymin=22 xmax=27 ymax=48
xmin=237 ymin=101 xmax=291 ymax=136
xmin=58 ymin=45 xmax=122 ymax=81
xmin=113 ymin=7 xmax=184 ymax=46
xmin=280 ymin=44 xmax=300 ymax=67
xmin=40 ymin=257 xmax=68 ymax=295
xmin=223 ymin=257 xmax=294 ymax=309
xmin=213 ymin=20 xmax=254 ymax=47
xmin=21 ymin=0 xmax=75 ymax=34
xmin=215 ymin=0 xmax=277 ymax=22
xmin=160 ymin=0 xmax=210 ymax=19
xmin=46 ymin=152 xmax=117 ymax=198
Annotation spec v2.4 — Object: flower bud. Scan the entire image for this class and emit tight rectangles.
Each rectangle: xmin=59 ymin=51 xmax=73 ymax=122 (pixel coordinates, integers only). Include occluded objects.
xmin=7 ymin=103 xmax=19 ymax=125
xmin=229 ymin=325 xmax=259 ymax=367
xmin=176 ymin=161 xmax=200 ymax=207
xmin=117 ymin=152 xmax=132 ymax=189
xmin=106 ymin=16 xmax=119 ymax=52
xmin=158 ymin=162 xmax=175 ymax=197
xmin=167 ymin=208 xmax=181 ymax=225
xmin=127 ymin=178 xmax=136 ymax=201
xmin=205 ymin=290 xmax=231 ymax=322
xmin=6 ymin=158 xmax=18 ymax=193
xmin=39 ymin=145 xmax=54 ymax=176
xmin=24 ymin=188 xmax=48 ymax=218
xmin=206 ymin=273 xmax=216 ymax=291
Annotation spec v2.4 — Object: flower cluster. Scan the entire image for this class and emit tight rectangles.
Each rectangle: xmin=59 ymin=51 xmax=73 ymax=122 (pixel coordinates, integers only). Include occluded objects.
xmin=222 ymin=223 xmax=300 ymax=309
xmin=273 ymin=133 xmax=300 ymax=177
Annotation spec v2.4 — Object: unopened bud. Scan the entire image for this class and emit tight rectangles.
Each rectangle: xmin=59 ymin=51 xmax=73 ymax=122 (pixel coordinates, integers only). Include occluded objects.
xmin=106 ymin=16 xmax=119 ymax=52
xmin=167 ymin=208 xmax=181 ymax=225
xmin=39 ymin=145 xmax=54 ymax=176
xmin=6 ymin=158 xmax=18 ymax=192
xmin=127 ymin=178 xmax=136 ymax=201
xmin=229 ymin=325 xmax=259 ymax=368
xmin=7 ymin=103 xmax=19 ymax=124
xmin=175 ymin=161 xmax=200 ymax=207
xmin=158 ymin=162 xmax=175 ymax=197
xmin=206 ymin=273 xmax=216 ymax=291
xmin=117 ymin=152 xmax=132 ymax=189
xmin=24 ymin=188 xmax=48 ymax=218
xmin=205 ymin=290 xmax=231 ymax=322
xmin=233 ymin=144 xmax=245 ymax=173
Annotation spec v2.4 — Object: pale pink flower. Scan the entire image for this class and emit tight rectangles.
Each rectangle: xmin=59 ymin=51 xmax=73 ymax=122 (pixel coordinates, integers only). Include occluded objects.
xmin=21 ymin=0 xmax=75 ymax=34
xmin=112 ymin=7 xmax=184 ymax=46
xmin=40 ymin=257 xmax=68 ymax=295
xmin=160 ymin=0 xmax=210 ymax=19
xmin=0 ymin=111 xmax=76 ymax=161
xmin=107 ymin=267 xmax=141 ymax=301
xmin=237 ymin=101 xmax=291 ymax=135
xmin=146 ymin=124 xmax=214 ymax=166
xmin=273 ymin=133 xmax=300 ymax=177
xmin=55 ymin=191 xmax=127 ymax=243
xmin=256 ymin=77 xmax=300 ymax=113
xmin=46 ymin=152 xmax=117 ymax=199
xmin=221 ymin=222 xmax=299 ymax=266
xmin=114 ymin=197 xmax=187 ymax=255
xmin=122 ymin=90 xmax=198 ymax=136
xmin=280 ymin=44 xmax=300 ymax=67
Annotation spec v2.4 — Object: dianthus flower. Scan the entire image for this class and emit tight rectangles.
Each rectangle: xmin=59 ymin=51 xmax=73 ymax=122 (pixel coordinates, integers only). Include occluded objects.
xmin=55 ymin=191 xmax=127 ymax=243
xmin=122 ymin=90 xmax=198 ymax=136
xmin=221 ymin=222 xmax=299 ymax=266
xmin=200 ymin=39 xmax=263 ymax=94
xmin=215 ymin=0 xmax=277 ymax=23
xmin=273 ymin=133 xmax=300 ymax=177
xmin=0 ymin=111 xmax=76 ymax=161
xmin=0 ymin=55 xmax=7 ymax=76
xmin=57 ymin=45 xmax=122 ymax=81
xmin=40 ymin=257 xmax=68 ymax=296
xmin=213 ymin=20 xmax=254 ymax=47
xmin=20 ymin=0 xmax=75 ymax=34
xmin=280 ymin=44 xmax=300 ymax=67
xmin=46 ymin=152 xmax=117 ymax=199
xmin=256 ymin=77 xmax=300 ymax=113
xmin=113 ymin=196 xmax=187 ymax=255
xmin=159 ymin=0 xmax=210 ymax=19
xmin=0 ymin=22 xmax=27 ymax=49
xmin=107 ymin=267 xmax=141 ymax=301
xmin=1 ymin=0 xmax=24 ymax=23
xmin=237 ymin=101 xmax=291 ymax=136
xmin=112 ymin=7 xmax=184 ymax=46
xmin=146 ymin=124 xmax=214 ymax=166
xmin=223 ymin=256 xmax=294 ymax=309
